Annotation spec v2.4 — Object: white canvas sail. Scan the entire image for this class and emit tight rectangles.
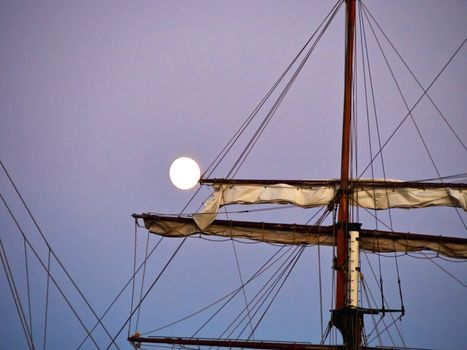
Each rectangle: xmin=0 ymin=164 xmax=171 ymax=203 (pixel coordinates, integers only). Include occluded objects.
xmin=193 ymin=181 xmax=467 ymax=229
xmin=139 ymin=214 xmax=467 ymax=259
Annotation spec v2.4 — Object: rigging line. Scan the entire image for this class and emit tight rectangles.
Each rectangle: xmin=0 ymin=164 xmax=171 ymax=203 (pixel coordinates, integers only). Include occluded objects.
xmin=356 ymin=204 xmax=392 ymax=231
xmin=358 ymin=201 xmax=406 ymax=316
xmin=420 ymin=251 xmax=467 ymax=288
xmin=105 ymin=237 xmax=189 ymax=350
xmin=305 ymin=206 xmax=325 ymax=225
xmin=191 ymin=245 xmax=297 ymax=338
xmin=197 ymin=236 xmax=260 ymax=244
xmin=360 ymin=275 xmax=383 ymax=347
xmin=220 ymin=195 xmax=255 ymax=337
xmin=128 ymin=219 xmax=138 ymax=337
xmin=0 ymin=239 xmax=35 ymax=350
xmin=406 ymin=253 xmax=467 ymax=263
xmin=237 ymin=247 xmax=307 ymax=340
xmin=245 ymin=246 xmax=306 ymax=340
xmin=360 ymin=270 xmax=397 ymax=347
xmin=367 ymin=313 xmax=404 ymax=346
xmin=363 ymin=268 xmax=407 ymax=348
xmin=213 ymin=246 xmax=301 ymax=340
xmin=118 ymin=176 xmax=205 ymax=340
xmin=233 ymin=247 xmax=304 ymax=339
xmin=359 ymin=1 xmax=393 ymax=228
xmin=356 ymin=37 xmax=467 ymax=180
xmin=359 ymin=1 xmax=395 ymax=233
xmin=351 ymin=9 xmax=360 ymax=223
xmin=362 ymin=252 xmax=406 ymax=346
xmin=0 ymin=160 xmax=116 ymax=347
xmin=77 ymin=235 xmax=164 ymax=350
xmin=361 ymin=4 xmax=466 ymax=234
xmin=23 ymin=239 xmax=34 ymax=345
xmin=223 ymin=245 xmax=302 ymax=340
xmin=229 ymin=1 xmax=344 ymax=178
xmin=366 ymin=5 xmax=467 ymax=221
xmin=312 ymin=206 xmax=331 ymax=226
xmin=203 ymin=0 xmax=343 ymax=178
xmin=230 ymin=2 xmax=344 ymax=178
xmin=42 ymin=249 xmax=51 ymax=350
xmin=415 ymin=172 xmax=467 ymax=182
xmin=331 ymin=205 xmax=337 ymax=308
xmin=361 ymin=2 xmax=467 ymax=152
xmin=317 ymin=236 xmax=324 ymax=340
xmin=363 ymin=3 xmax=440 ymax=181
xmin=135 ymin=230 xmax=152 ymax=331
xmin=0 ymin=194 xmax=101 ymax=350
xmin=366 ymin=251 xmax=466 ymax=261
xmin=231 ymin=238 xmax=255 ymax=338
xmin=358 ymin=2 xmax=387 ymax=316
xmin=142 ymin=245 xmax=290 ymax=336
xmin=196 ymin=204 xmax=297 ymax=215
xmin=179 ymin=184 xmax=205 ymax=216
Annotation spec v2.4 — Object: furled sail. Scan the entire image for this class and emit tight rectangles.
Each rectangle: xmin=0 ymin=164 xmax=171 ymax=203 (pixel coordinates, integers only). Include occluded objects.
xmin=194 ymin=179 xmax=467 ymax=229
xmin=134 ymin=213 xmax=467 ymax=259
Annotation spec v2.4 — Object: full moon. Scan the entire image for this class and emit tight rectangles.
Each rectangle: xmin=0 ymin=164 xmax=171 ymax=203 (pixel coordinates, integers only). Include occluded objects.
xmin=169 ymin=157 xmax=201 ymax=190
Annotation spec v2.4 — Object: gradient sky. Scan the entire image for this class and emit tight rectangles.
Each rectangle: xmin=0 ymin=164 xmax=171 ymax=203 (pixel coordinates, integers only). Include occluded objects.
xmin=1 ymin=1 xmax=466 ymax=349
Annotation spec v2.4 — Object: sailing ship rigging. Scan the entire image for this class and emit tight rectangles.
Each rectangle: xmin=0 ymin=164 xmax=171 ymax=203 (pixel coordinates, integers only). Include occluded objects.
xmin=127 ymin=0 xmax=467 ymax=349
xmin=1 ymin=1 xmax=466 ymax=349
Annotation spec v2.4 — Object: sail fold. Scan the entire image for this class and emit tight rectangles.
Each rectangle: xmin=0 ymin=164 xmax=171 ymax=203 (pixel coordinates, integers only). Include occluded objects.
xmin=137 ymin=214 xmax=467 ymax=259
xmin=193 ymin=182 xmax=467 ymax=229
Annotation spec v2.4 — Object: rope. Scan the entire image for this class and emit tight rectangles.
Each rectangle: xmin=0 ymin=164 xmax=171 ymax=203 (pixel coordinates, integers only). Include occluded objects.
xmin=421 ymin=251 xmax=467 ymax=288
xmin=135 ymin=230 xmax=152 ymax=330
xmin=1 ymin=193 xmax=101 ymax=349
xmin=357 ymin=2 xmax=387 ymax=316
xmin=357 ymin=38 xmax=467 ymax=181
xmin=219 ymin=196 xmax=255 ymax=337
xmin=142 ymin=245 xmax=289 ymax=336
xmin=0 ymin=160 xmax=116 ymax=348
xmin=361 ymin=275 xmax=383 ymax=346
xmin=221 ymin=246 xmax=302 ymax=339
xmin=361 ymin=1 xmax=467 ymax=152
xmin=76 ymin=234 xmax=164 ymax=349
xmin=0 ymin=239 xmax=35 ymax=350
xmin=245 ymin=246 xmax=306 ymax=339
xmin=190 ymin=246 xmax=294 ymax=337
xmin=23 ymin=239 xmax=34 ymax=346
xmin=105 ymin=237 xmax=188 ymax=349
xmin=361 ymin=3 xmax=466 ymax=232
xmin=317 ymin=237 xmax=324 ymax=340
xmin=231 ymin=239 xmax=255 ymax=337
xmin=42 ymin=249 xmax=51 ymax=350
xmin=128 ymin=219 xmax=138 ymax=336
xmin=202 ymin=0 xmax=344 ymax=179
xmin=229 ymin=1 xmax=344 ymax=178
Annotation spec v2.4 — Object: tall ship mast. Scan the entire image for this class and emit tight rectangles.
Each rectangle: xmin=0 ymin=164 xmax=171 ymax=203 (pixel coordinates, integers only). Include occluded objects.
xmin=2 ymin=1 xmax=466 ymax=349
xmin=129 ymin=0 xmax=467 ymax=349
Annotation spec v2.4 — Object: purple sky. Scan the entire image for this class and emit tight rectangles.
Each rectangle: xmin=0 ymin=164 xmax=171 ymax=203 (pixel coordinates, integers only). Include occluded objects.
xmin=1 ymin=1 xmax=466 ymax=349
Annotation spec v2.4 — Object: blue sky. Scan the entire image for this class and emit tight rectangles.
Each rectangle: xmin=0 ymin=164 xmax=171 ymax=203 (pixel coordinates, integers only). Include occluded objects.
xmin=1 ymin=1 xmax=466 ymax=349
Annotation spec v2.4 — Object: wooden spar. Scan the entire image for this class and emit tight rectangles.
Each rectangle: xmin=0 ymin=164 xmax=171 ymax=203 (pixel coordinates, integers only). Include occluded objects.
xmin=127 ymin=336 xmax=346 ymax=350
xmin=199 ymin=178 xmax=467 ymax=190
xmin=336 ymin=0 xmax=356 ymax=311
xmin=335 ymin=0 xmax=361 ymax=347
xmin=134 ymin=213 xmax=467 ymax=259
xmin=127 ymin=335 xmax=412 ymax=350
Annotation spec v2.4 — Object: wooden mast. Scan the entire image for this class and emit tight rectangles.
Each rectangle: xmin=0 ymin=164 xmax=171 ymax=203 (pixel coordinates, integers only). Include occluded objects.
xmin=334 ymin=0 xmax=361 ymax=348
xmin=131 ymin=1 xmax=365 ymax=349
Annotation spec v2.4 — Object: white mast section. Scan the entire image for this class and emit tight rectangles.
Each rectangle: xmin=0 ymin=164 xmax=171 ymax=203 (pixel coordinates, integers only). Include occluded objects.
xmin=348 ymin=229 xmax=360 ymax=307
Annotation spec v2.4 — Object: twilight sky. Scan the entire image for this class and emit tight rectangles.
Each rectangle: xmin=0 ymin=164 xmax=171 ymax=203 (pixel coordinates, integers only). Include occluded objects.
xmin=1 ymin=1 xmax=466 ymax=349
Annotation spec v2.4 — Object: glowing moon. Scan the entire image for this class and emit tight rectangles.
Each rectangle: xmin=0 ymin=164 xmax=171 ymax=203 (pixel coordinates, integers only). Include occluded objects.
xmin=169 ymin=157 xmax=201 ymax=190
